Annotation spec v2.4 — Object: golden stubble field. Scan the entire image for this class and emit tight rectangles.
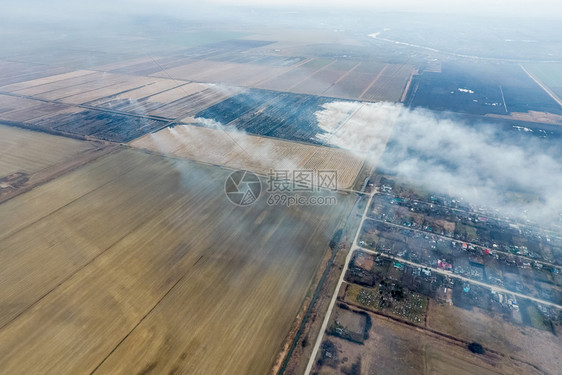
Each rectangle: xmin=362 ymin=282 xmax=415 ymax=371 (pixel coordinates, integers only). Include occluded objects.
xmin=0 ymin=148 xmax=357 ymax=374
xmin=130 ymin=124 xmax=365 ymax=190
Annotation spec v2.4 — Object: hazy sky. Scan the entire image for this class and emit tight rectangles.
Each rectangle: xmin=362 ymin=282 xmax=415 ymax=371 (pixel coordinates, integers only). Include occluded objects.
xmin=4 ymin=0 xmax=561 ymax=20
xmin=134 ymin=0 xmax=562 ymax=18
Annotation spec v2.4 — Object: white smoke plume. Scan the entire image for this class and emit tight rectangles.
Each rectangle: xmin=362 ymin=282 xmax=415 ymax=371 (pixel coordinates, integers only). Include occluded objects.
xmin=316 ymin=101 xmax=562 ymax=225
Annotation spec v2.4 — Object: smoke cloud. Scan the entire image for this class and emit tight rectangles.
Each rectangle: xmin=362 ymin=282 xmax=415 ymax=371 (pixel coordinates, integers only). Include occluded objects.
xmin=316 ymin=101 xmax=562 ymax=225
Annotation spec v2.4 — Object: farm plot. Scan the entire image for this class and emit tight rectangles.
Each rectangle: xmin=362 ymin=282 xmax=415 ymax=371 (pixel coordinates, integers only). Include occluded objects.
xmin=89 ymin=56 xmax=157 ymax=72
xmin=409 ymin=61 xmax=562 ymax=115
xmin=426 ymin=300 xmax=562 ymax=375
xmin=0 ymin=95 xmax=54 ymax=116
xmin=9 ymin=71 xmax=106 ymax=97
xmin=0 ymin=70 xmax=96 ymax=93
xmin=28 ymin=74 xmax=140 ymax=102
xmin=353 ymin=61 xmax=388 ymax=75
xmin=92 ymin=78 xmax=187 ymax=104
xmin=208 ymin=63 xmax=292 ymax=87
xmin=0 ymin=148 xmax=356 ymax=375
xmin=0 ymin=97 xmax=71 ymax=123
xmin=147 ymin=84 xmax=242 ymax=119
xmin=0 ymin=124 xmax=99 ymax=177
xmin=195 ymin=89 xmax=337 ymax=145
xmin=180 ymin=39 xmax=275 ymax=59
xmin=290 ymin=67 xmax=348 ymax=96
xmin=84 ymin=79 xmax=191 ymax=113
xmin=57 ymin=76 xmax=157 ymax=105
xmin=26 ymin=108 xmax=168 ymax=142
xmin=360 ymin=63 xmax=415 ymax=102
xmin=323 ymin=70 xmax=380 ymax=100
xmin=257 ymin=65 xmax=327 ymax=92
xmin=151 ymin=60 xmax=241 ymax=82
xmin=130 ymin=124 xmax=365 ymax=189
xmin=0 ymin=60 xmax=72 ymax=87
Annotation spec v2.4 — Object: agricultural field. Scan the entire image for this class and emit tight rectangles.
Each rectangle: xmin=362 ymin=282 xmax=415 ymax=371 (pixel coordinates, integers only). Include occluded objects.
xmin=195 ymin=89 xmax=336 ymax=145
xmin=7 ymin=72 xmax=151 ymax=103
xmin=408 ymin=61 xmax=562 ymax=117
xmin=0 ymin=124 xmax=100 ymax=177
xmin=0 ymin=68 xmax=242 ymax=140
xmin=193 ymin=87 xmax=399 ymax=148
xmin=147 ymin=85 xmax=241 ymax=119
xmin=0 ymin=60 xmax=72 ymax=87
xmin=130 ymin=124 xmax=365 ymax=189
xmin=0 ymin=124 xmax=111 ymax=203
xmin=0 ymin=42 xmax=414 ymax=146
xmin=257 ymin=60 xmax=414 ymax=102
xmin=359 ymin=63 xmax=415 ymax=102
xmin=152 ymin=59 xmax=294 ymax=87
xmin=0 ymin=70 xmax=97 ymax=93
xmin=427 ymin=301 xmax=562 ymax=375
xmin=30 ymin=108 xmax=168 ymax=143
xmin=0 ymin=94 xmax=72 ymax=124
xmin=0 ymin=148 xmax=358 ymax=374
xmin=0 ymin=93 xmax=170 ymax=143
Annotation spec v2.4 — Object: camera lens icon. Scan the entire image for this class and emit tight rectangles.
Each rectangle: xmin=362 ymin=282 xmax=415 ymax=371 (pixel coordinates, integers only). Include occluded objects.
xmin=224 ymin=170 xmax=262 ymax=206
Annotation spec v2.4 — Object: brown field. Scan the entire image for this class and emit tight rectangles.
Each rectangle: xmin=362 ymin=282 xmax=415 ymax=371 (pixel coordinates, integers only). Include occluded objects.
xmin=10 ymin=71 xmax=102 ymax=96
xmin=20 ymin=106 xmax=85 ymax=124
xmin=151 ymin=60 xmax=293 ymax=87
xmin=0 ymin=70 xmax=96 ymax=93
xmin=360 ymin=64 xmax=415 ymax=102
xmin=0 ymin=94 xmax=50 ymax=115
xmin=145 ymin=82 xmax=207 ymax=103
xmin=291 ymin=68 xmax=347 ymax=95
xmin=90 ymin=56 xmax=157 ymax=72
xmin=258 ymin=66 xmax=325 ymax=92
xmin=0 ymin=99 xmax=71 ymax=123
xmin=151 ymin=60 xmax=240 ymax=81
xmin=256 ymin=61 xmax=413 ymax=102
xmin=354 ymin=61 xmax=387 ymax=75
xmin=33 ymin=75 xmax=136 ymax=102
xmin=130 ymin=123 xmax=365 ymax=189
xmin=100 ymin=78 xmax=188 ymax=102
xmin=323 ymin=71 xmax=377 ymax=100
xmin=148 ymin=86 xmax=241 ymax=119
xmin=427 ymin=300 xmax=562 ymax=375
xmin=315 ymin=309 xmax=543 ymax=375
xmin=0 ymin=61 xmax=73 ymax=88
xmin=216 ymin=64 xmax=291 ymax=87
xmin=58 ymin=77 xmax=157 ymax=105
xmin=0 ymin=148 xmax=357 ymax=374
xmin=0 ymin=124 xmax=99 ymax=177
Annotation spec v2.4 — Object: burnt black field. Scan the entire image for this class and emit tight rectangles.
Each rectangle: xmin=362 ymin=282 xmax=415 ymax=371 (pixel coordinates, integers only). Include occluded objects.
xmin=30 ymin=110 xmax=167 ymax=142
xmin=195 ymin=88 xmax=338 ymax=145
xmin=407 ymin=61 xmax=562 ymax=116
